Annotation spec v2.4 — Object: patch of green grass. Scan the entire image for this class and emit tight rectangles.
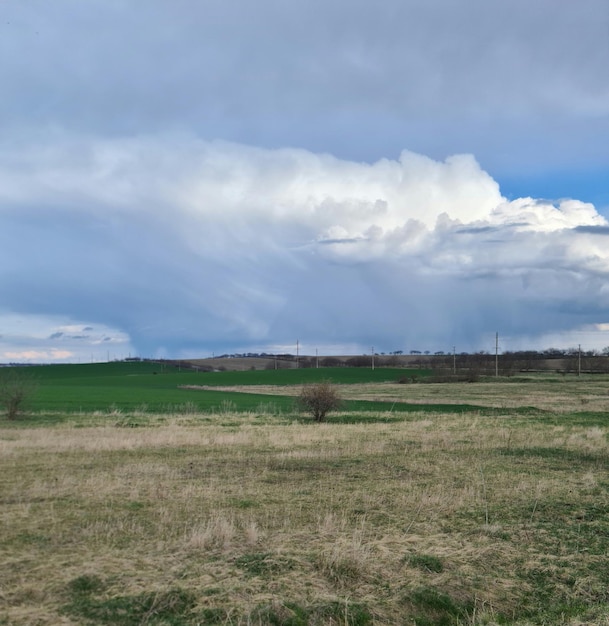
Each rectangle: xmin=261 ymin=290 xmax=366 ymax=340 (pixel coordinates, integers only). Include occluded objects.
xmin=313 ymin=600 xmax=373 ymax=625
xmin=558 ymin=411 xmax=609 ymax=427
xmin=515 ymin=565 xmax=599 ymax=624
xmin=406 ymin=554 xmax=444 ymax=573
xmin=64 ymin=578 xmax=196 ymax=626
xmin=250 ymin=600 xmax=372 ymax=626
xmin=230 ymin=497 xmax=259 ymax=509
xmin=405 ymin=587 xmax=474 ymax=626
xmin=324 ymin=412 xmax=405 ymax=424
xmin=327 ymin=401 xmax=543 ymax=420
xmin=250 ymin=602 xmax=309 ymax=626
xmin=13 ymin=531 xmax=51 ymax=547
xmin=67 ymin=574 xmax=105 ymax=595
xmin=125 ymin=500 xmax=146 ymax=511
xmin=235 ymin=552 xmax=295 ymax=577
xmin=520 ymin=411 xmax=609 ymax=428
xmin=500 ymin=446 xmax=604 ymax=467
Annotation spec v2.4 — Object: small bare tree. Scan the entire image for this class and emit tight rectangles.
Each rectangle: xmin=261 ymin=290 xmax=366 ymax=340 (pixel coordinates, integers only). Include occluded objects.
xmin=0 ymin=369 xmax=37 ymax=420
xmin=297 ymin=382 xmax=341 ymax=422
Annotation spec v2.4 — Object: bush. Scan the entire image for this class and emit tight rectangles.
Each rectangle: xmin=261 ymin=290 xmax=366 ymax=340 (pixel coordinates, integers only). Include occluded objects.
xmin=0 ymin=369 xmax=37 ymax=420
xmin=297 ymin=382 xmax=342 ymax=422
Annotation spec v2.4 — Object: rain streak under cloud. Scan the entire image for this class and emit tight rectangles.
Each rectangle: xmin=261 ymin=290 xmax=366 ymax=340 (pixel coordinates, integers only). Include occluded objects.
xmin=0 ymin=0 xmax=608 ymax=362
xmin=1 ymin=134 xmax=609 ymax=362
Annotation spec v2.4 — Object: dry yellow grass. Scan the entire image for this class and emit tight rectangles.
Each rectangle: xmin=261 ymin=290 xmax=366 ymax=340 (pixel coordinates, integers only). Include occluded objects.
xmin=183 ymin=375 xmax=609 ymax=413
xmin=1 ymin=405 xmax=609 ymax=624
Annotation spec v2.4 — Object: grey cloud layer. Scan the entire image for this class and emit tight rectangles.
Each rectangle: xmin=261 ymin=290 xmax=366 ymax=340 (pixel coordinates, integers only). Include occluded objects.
xmin=1 ymin=134 xmax=608 ymax=356
xmin=1 ymin=0 xmax=608 ymax=173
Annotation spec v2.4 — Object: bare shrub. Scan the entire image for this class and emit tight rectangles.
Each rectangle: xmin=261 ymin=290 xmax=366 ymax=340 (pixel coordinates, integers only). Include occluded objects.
xmin=0 ymin=369 xmax=37 ymax=420
xmin=297 ymin=382 xmax=342 ymax=422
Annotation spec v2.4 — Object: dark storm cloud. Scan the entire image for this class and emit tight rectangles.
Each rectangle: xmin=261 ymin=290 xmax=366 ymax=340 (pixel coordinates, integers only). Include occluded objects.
xmin=0 ymin=0 xmax=607 ymax=175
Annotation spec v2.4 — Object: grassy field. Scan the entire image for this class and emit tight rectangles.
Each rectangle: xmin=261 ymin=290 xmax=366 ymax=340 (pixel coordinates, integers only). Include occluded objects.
xmin=3 ymin=363 xmax=467 ymax=422
xmin=1 ymin=365 xmax=609 ymax=624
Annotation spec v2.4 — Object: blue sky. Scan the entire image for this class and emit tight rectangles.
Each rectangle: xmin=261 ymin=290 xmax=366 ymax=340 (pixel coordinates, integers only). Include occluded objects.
xmin=1 ymin=0 xmax=608 ymax=362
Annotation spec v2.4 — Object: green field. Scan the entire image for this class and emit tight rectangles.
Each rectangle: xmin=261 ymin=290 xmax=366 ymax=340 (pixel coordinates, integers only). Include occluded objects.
xmin=4 ymin=362 xmax=455 ymax=419
xmin=5 ymin=362 xmax=552 ymax=425
xmin=2 ymin=364 xmax=609 ymax=624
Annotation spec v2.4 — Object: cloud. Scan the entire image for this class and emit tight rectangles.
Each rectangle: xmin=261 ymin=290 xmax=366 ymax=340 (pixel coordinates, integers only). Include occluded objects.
xmin=0 ymin=311 xmax=133 ymax=363
xmin=4 ymin=350 xmax=74 ymax=361
xmin=0 ymin=0 xmax=608 ymax=181
xmin=1 ymin=132 xmax=608 ymax=360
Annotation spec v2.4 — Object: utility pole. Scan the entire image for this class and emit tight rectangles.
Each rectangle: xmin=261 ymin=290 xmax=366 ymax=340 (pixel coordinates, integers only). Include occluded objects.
xmin=371 ymin=346 xmax=375 ymax=371
xmin=453 ymin=346 xmax=456 ymax=375
xmin=495 ymin=332 xmax=499 ymax=378
xmin=296 ymin=340 xmax=299 ymax=369
xmin=578 ymin=344 xmax=581 ymax=377
xmin=316 ymin=348 xmax=319 ymax=369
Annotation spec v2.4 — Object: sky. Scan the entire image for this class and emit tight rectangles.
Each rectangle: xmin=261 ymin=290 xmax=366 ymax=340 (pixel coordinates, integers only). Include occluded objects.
xmin=1 ymin=0 xmax=608 ymax=362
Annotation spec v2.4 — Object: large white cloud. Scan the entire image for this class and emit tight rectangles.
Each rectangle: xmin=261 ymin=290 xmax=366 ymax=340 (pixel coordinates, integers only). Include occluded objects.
xmin=1 ymin=133 xmax=609 ymax=361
